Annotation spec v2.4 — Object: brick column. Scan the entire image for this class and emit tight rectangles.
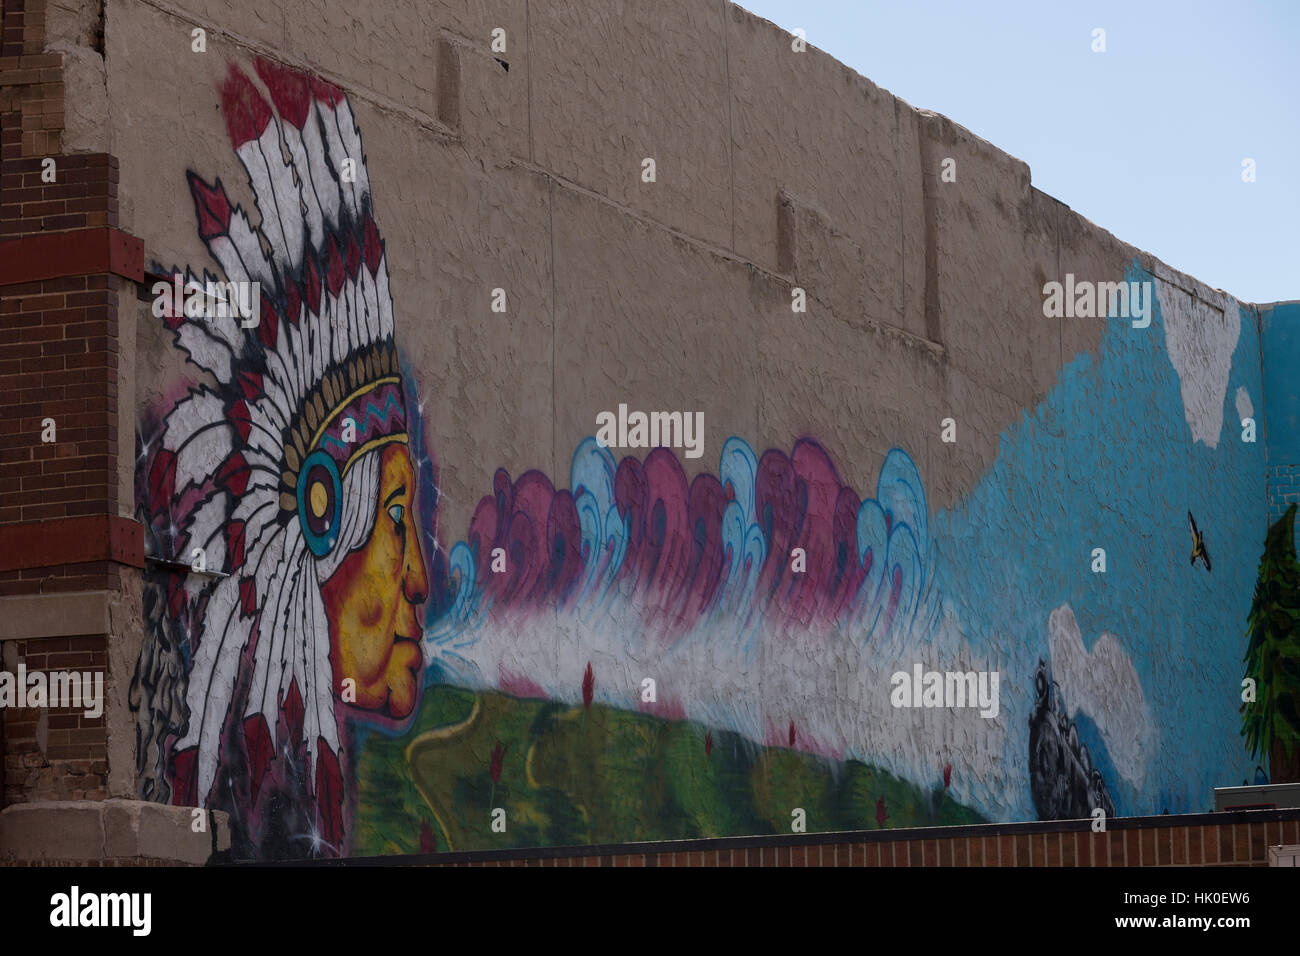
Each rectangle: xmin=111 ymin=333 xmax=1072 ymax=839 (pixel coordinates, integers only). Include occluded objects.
xmin=0 ymin=0 xmax=143 ymax=809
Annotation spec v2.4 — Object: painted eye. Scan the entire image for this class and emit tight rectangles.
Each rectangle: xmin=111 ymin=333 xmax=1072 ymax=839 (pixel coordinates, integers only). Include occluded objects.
xmin=388 ymin=504 xmax=404 ymax=527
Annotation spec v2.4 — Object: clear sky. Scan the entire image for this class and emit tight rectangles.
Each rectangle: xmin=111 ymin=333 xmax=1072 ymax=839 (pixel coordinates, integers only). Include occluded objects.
xmin=736 ymin=0 xmax=1299 ymax=304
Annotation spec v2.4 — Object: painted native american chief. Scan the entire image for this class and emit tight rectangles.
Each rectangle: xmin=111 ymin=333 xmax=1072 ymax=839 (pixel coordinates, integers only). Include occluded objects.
xmin=132 ymin=59 xmax=431 ymax=859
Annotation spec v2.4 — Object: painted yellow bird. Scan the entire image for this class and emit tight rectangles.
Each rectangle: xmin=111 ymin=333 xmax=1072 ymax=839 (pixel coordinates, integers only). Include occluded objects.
xmin=1188 ymin=510 xmax=1211 ymax=572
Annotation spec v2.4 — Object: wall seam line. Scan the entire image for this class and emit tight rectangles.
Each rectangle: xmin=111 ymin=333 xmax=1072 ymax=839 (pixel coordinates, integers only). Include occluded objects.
xmin=548 ymin=171 xmax=557 ymax=655
xmin=128 ymin=0 xmax=459 ymax=145
xmin=509 ymin=159 xmax=946 ymax=367
xmin=722 ymin=0 xmax=735 ymax=252
xmin=525 ymin=0 xmax=533 ymax=163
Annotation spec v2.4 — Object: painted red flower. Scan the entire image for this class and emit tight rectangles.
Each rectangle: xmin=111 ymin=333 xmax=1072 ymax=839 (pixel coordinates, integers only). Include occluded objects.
xmin=943 ymin=763 xmax=952 ymax=790
xmin=582 ymin=662 xmax=594 ymax=710
xmin=490 ymin=741 xmax=507 ymax=784
xmin=875 ymin=797 xmax=888 ymax=829
xmin=705 ymin=731 xmax=713 ymax=756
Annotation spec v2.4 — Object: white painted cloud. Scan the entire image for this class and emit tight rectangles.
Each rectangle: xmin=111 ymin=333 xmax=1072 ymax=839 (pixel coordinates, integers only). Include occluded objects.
xmin=1047 ymin=603 xmax=1154 ymax=789
xmin=1157 ymin=280 xmax=1240 ymax=448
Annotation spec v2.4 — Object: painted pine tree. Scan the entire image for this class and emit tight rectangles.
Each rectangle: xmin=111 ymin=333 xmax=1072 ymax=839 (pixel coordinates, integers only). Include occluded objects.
xmin=1241 ymin=503 xmax=1300 ymax=783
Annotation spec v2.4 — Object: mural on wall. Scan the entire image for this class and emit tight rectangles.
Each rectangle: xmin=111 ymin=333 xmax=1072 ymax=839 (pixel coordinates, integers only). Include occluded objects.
xmin=133 ymin=59 xmax=1266 ymax=860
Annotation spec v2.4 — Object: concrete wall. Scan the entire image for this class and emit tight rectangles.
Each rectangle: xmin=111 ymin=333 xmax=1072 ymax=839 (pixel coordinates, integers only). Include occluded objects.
xmin=0 ymin=798 xmax=229 ymax=864
xmin=15 ymin=0 xmax=1288 ymax=859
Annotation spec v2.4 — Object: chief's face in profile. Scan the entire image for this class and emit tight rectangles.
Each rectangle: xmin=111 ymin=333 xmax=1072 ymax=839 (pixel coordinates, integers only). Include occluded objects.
xmin=322 ymin=443 xmax=427 ymax=718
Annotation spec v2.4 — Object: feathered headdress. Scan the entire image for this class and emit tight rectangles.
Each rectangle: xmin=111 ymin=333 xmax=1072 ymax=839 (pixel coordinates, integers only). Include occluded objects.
xmin=145 ymin=58 xmax=408 ymax=846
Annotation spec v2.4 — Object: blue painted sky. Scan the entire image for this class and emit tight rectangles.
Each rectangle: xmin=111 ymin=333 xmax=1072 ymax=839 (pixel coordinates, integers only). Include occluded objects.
xmin=1263 ymin=303 xmax=1300 ymax=461
xmin=736 ymin=0 xmax=1299 ymax=305
xmin=932 ymin=262 xmax=1264 ymax=815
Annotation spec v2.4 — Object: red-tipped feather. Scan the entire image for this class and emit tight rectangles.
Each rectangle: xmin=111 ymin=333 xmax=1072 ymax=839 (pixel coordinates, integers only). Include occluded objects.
xmin=238 ymin=577 xmax=257 ymax=618
xmin=230 ymin=399 xmax=251 ymax=443
xmin=225 ymin=520 xmax=246 ymax=570
xmin=237 ymin=370 xmax=263 ymax=401
xmin=172 ymin=747 xmax=198 ymax=807
xmin=166 ymin=576 xmax=185 ymax=618
xmin=217 ymin=452 xmax=250 ymax=497
xmin=362 ymin=214 xmax=383 ymax=274
xmin=309 ymin=74 xmax=345 ymax=107
xmin=324 ymin=235 xmax=345 ymax=297
xmin=256 ymin=294 xmax=278 ymax=349
xmin=315 ymin=744 xmax=343 ymax=854
xmin=243 ymin=713 xmax=273 ymax=802
xmin=148 ymin=448 xmax=176 ymax=513
xmin=219 ymin=65 xmax=272 ymax=149
xmin=254 ymin=57 xmax=313 ymax=130
xmin=284 ymin=279 xmax=302 ymax=327
xmin=283 ymin=679 xmax=305 ymax=745
xmin=186 ymin=172 xmax=232 ymax=241
xmin=303 ymin=256 xmax=321 ymax=317
xmin=345 ymin=233 xmax=361 ymax=282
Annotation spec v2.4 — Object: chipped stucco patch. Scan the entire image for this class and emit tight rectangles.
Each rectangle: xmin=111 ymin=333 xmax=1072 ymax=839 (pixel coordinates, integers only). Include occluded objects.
xmin=1235 ymin=385 xmax=1253 ymax=423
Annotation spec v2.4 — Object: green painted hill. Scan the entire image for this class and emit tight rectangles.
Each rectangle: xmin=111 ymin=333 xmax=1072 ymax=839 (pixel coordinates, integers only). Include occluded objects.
xmin=353 ymin=685 xmax=984 ymax=856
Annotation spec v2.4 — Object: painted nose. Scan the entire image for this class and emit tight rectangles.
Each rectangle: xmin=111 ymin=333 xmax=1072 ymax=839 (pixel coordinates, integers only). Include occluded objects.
xmin=403 ymin=528 xmax=428 ymax=607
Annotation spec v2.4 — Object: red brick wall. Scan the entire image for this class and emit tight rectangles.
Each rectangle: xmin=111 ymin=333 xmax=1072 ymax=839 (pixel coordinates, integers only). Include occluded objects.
xmin=421 ymin=815 xmax=1300 ymax=868
xmin=0 ymin=0 xmax=123 ymax=573
xmin=0 ymin=0 xmax=62 ymax=162
xmin=1 ymin=153 xmax=119 ymax=237
xmin=0 ymin=270 xmax=122 ymax=540
xmin=0 ymin=0 xmax=136 ymax=809
xmin=1 ymin=636 xmax=109 ymax=805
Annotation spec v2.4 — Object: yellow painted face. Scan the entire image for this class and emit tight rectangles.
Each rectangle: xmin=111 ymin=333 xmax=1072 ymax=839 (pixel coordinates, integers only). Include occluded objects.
xmin=321 ymin=443 xmax=427 ymax=718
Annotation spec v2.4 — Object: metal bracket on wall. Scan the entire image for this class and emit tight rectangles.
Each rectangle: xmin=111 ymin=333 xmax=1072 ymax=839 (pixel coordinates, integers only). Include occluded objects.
xmin=143 ymin=556 xmax=231 ymax=580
